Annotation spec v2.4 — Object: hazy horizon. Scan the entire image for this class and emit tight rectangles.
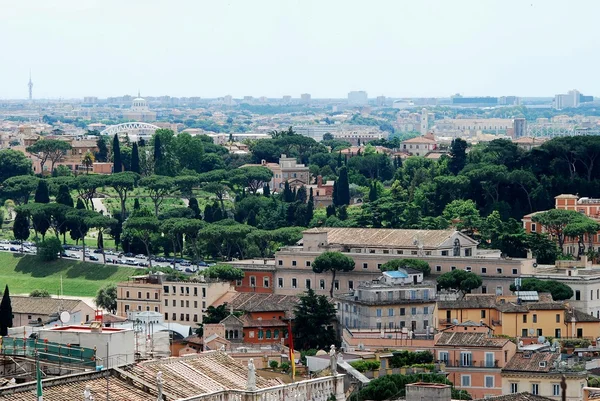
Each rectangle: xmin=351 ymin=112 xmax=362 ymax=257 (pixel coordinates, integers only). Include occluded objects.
xmin=1 ymin=0 xmax=599 ymax=100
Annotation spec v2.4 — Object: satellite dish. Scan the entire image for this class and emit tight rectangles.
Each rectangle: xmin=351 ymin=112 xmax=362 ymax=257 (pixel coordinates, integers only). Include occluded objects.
xmin=60 ymin=311 xmax=71 ymax=324
xmin=452 ymin=319 xmax=459 ymax=325
xmin=529 ymin=328 xmax=535 ymax=335
xmin=538 ymin=336 xmax=546 ymax=344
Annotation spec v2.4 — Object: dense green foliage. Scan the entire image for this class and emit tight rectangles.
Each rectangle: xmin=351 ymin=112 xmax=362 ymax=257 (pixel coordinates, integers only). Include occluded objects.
xmin=509 ymin=278 xmax=574 ymax=301
xmin=380 ymin=259 xmax=431 ymax=276
xmin=437 ymin=269 xmax=483 ymax=296
xmin=349 ymin=360 xmax=381 ymax=372
xmin=312 ymin=251 xmax=356 ymax=297
xmin=293 ymin=289 xmax=337 ymax=350
xmin=388 ymin=350 xmax=434 ymax=368
xmin=353 ymin=373 xmax=471 ymax=401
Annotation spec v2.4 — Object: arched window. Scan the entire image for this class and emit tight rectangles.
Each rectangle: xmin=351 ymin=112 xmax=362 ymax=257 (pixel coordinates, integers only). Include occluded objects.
xmin=274 ymin=329 xmax=279 ymax=339
xmin=229 ymin=330 xmax=234 ymax=339
xmin=453 ymin=238 xmax=461 ymax=257
xmin=266 ymin=330 xmax=272 ymax=339
xmin=234 ymin=330 xmax=239 ymax=339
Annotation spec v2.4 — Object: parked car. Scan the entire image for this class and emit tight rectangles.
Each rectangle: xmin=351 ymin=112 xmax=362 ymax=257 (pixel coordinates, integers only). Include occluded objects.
xmin=67 ymin=252 xmax=79 ymax=258
xmin=137 ymin=261 xmax=149 ymax=267
xmin=197 ymin=261 xmax=208 ymax=267
xmin=155 ymin=257 xmax=166 ymax=263
xmin=125 ymin=259 xmax=137 ymax=266
xmin=106 ymin=257 xmax=115 ymax=263
xmin=87 ymin=255 xmax=99 ymax=261
xmin=9 ymin=247 xmax=19 ymax=252
xmin=124 ymin=252 xmax=134 ymax=257
xmin=117 ymin=259 xmax=127 ymax=264
xmin=135 ymin=254 xmax=146 ymax=259
xmin=93 ymin=249 xmax=103 ymax=254
xmin=180 ymin=261 xmax=191 ymax=267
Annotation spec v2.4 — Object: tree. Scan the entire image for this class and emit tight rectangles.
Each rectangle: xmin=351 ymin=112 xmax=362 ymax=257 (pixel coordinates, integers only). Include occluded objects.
xmin=231 ymin=166 xmax=273 ymax=194
xmin=13 ymin=210 xmax=29 ymax=251
xmin=37 ymin=237 xmax=62 ymax=261
xmin=442 ymin=199 xmax=482 ymax=237
xmin=76 ymin=198 xmax=85 ymax=209
xmin=188 ymin=197 xmax=201 ymax=219
xmin=26 ymin=139 xmax=72 ymax=172
xmin=76 ymin=149 xmax=92 ymax=172
xmin=97 ymin=230 xmax=104 ymax=250
xmin=532 ymin=209 xmax=587 ymax=251
xmin=95 ymin=284 xmax=117 ymax=314
xmin=130 ymin=142 xmax=140 ymax=174
xmin=203 ymin=264 xmax=245 ymax=281
xmin=195 ymin=303 xmax=234 ymax=336
xmin=448 ymin=138 xmax=467 ymax=175
xmin=0 ymin=286 xmax=12 ymax=336
xmin=293 ymin=289 xmax=337 ymax=350
xmin=29 ymin=289 xmax=50 ymax=297
xmin=124 ymin=217 xmax=159 ymax=266
xmin=204 ymin=182 xmax=229 ymax=214
xmin=106 ymin=172 xmax=138 ymax=219
xmin=153 ymin=134 xmax=162 ymax=168
xmin=437 ymin=270 xmax=482 ymax=297
xmin=0 ymin=149 xmax=32 ymax=183
xmin=34 ymin=180 xmax=50 ymax=203
xmin=337 ymin=166 xmax=350 ymax=205
xmin=112 ymin=134 xmax=122 ymax=173
xmin=509 ymin=278 xmax=573 ymax=301
xmin=140 ymin=175 xmax=175 ymax=217
xmin=380 ymin=259 xmax=431 ymax=276
xmin=95 ymin=136 xmax=109 ymax=162
xmin=356 ymin=373 xmax=471 ymax=401
xmin=1 ymin=175 xmax=39 ymax=205
xmin=312 ymin=251 xmax=355 ymax=297
xmin=564 ymin=218 xmax=600 ymax=256
xmin=55 ymin=184 xmax=73 ymax=207
xmin=527 ymin=233 xmax=560 ymax=265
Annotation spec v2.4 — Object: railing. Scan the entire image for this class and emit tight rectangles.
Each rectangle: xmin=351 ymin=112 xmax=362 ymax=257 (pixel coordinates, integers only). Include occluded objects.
xmin=442 ymin=360 xmax=499 ymax=368
xmin=179 ymin=375 xmax=342 ymax=401
xmin=439 ymin=319 xmax=452 ymax=325
xmin=492 ymin=320 xmax=502 ymax=326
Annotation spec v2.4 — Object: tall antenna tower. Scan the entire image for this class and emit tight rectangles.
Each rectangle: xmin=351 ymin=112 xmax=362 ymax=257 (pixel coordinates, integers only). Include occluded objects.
xmin=28 ymin=70 xmax=33 ymax=101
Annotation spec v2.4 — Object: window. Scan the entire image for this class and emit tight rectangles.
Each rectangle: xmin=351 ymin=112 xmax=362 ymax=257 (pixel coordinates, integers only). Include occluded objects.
xmin=537 ymin=329 xmax=543 ymax=337
xmin=319 ymin=279 xmax=325 ymax=290
xmin=576 ymin=290 xmax=581 ymax=300
xmin=481 ymin=267 xmax=487 ymax=274
xmin=451 ymin=266 xmax=456 ymax=271
xmin=482 ymin=286 xmax=487 ymax=294
xmin=512 ymin=269 xmax=518 ymax=275
xmin=441 ymin=250 xmax=448 ymax=256
xmin=481 ymin=310 xmax=486 ymax=319
xmin=523 ymin=315 xmax=527 ymax=323
xmin=180 ymin=287 xmax=184 ymax=294
xmin=423 ymin=289 xmax=429 ymax=300
xmin=124 ymin=305 xmax=130 ymax=312
xmin=496 ymin=286 xmax=503 ymax=295
xmin=292 ymin=278 xmax=297 ymax=288
xmin=555 ymin=328 xmax=561 ymax=338
xmin=305 ymin=279 xmax=311 ymax=289
xmin=266 ymin=330 xmax=272 ymax=339
xmin=194 ymin=287 xmax=197 ymax=296
xmin=465 ymin=266 xmax=472 ymax=272
xmin=186 ymin=287 xmax=190 ymax=295
xmin=464 ymin=248 xmax=472 ymax=257
xmin=163 ymin=286 xmax=168 ymax=294
xmin=553 ymin=384 xmax=560 ymax=396
xmin=334 ymin=280 xmax=339 ymax=290
xmin=250 ymin=276 xmax=256 ymax=287
xmin=411 ymin=307 xmax=417 ymax=315
xmin=274 ymin=329 xmax=279 ymax=339
xmin=484 ymin=376 xmax=494 ymax=388
xmin=172 ymin=286 xmax=176 ymax=293
xmin=510 ymin=383 xmax=518 ymax=394
xmin=438 ymin=351 xmax=449 ymax=363
xmin=164 ymin=300 xmax=168 ymax=306
xmin=349 ymin=280 xmax=354 ymax=290
xmin=424 ymin=306 xmax=429 ymax=315
xmin=522 ymin=328 xmax=528 ymax=337
xmin=292 ymin=260 xmax=297 ymax=266
xmin=436 ymin=265 xmax=441 ymax=272
xmin=460 ymin=352 xmax=472 ymax=367
xmin=181 ymin=300 xmax=184 ymax=307
xmin=263 ymin=277 xmax=269 ymax=288
xmin=186 ymin=300 xmax=189 ymax=307
xmin=533 ymin=314 xmax=537 ymax=323
xmin=531 ymin=223 xmax=536 ymax=231
xmin=377 ymin=264 xmax=382 ymax=269
xmin=400 ymin=308 xmax=405 ymax=316
xmin=278 ymin=278 xmax=284 ymax=288
xmin=126 ymin=291 xmax=130 ymax=298
xmin=202 ymin=288 xmax=206 ymax=298
xmin=137 ymin=291 xmax=141 ymax=299
xmin=363 ymin=263 xmax=368 ymax=269
xmin=376 ymin=309 xmax=382 ymax=317
xmin=164 ymin=313 xmax=168 ymax=320
xmin=461 ymin=375 xmax=471 ymax=387
xmin=305 ymin=261 xmax=311 ymax=267
xmin=497 ymin=268 xmax=503 ymax=274
xmin=556 ymin=314 xmax=560 ymax=323
xmin=531 ymin=384 xmax=539 ymax=395
xmin=485 ymin=352 xmax=495 ymax=367
xmin=278 ymin=260 xmax=283 ymax=266
xmin=193 ymin=314 xmax=198 ymax=322
xmin=258 ymin=330 xmax=264 ymax=340
xmin=172 ymin=300 xmax=176 ymax=307
xmin=172 ymin=313 xmax=176 ymax=321
xmin=154 ymin=293 xmax=158 ymax=300
xmin=186 ymin=314 xmax=190 ymax=321
xmin=388 ymin=308 xmax=394 ymax=317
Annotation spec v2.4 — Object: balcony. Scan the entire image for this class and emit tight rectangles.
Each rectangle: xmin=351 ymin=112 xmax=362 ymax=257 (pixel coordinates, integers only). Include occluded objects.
xmin=491 ymin=319 xmax=502 ymax=326
xmin=439 ymin=319 xmax=452 ymax=325
xmin=441 ymin=360 xmax=499 ymax=368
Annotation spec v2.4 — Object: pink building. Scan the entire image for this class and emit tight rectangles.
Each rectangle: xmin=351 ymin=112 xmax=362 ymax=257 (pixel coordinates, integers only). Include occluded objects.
xmin=242 ymin=154 xmax=309 ymax=192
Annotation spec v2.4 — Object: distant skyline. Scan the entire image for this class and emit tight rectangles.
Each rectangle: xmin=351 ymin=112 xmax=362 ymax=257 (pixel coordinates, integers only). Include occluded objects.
xmin=1 ymin=0 xmax=599 ymax=100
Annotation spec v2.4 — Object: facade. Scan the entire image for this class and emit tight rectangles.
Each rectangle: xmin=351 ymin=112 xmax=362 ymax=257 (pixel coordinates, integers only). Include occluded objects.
xmin=242 ymin=154 xmax=310 ymax=192
xmin=436 ymin=294 xmax=600 ymax=339
xmin=293 ymin=175 xmax=335 ymax=208
xmin=231 ymin=260 xmax=275 ymax=293
xmin=348 ymin=91 xmax=368 ymax=106
xmin=122 ymin=96 xmax=157 ymax=122
xmin=333 ymin=130 xmax=388 ymax=146
xmin=401 ymin=133 xmax=437 ymax=156
xmin=513 ymin=137 xmax=548 ymax=151
xmin=434 ymin=118 xmax=514 ymax=136
xmin=434 ymin=329 xmax=517 ymax=399
xmin=501 ymin=349 xmax=587 ymax=401
xmin=10 ymin=296 xmax=96 ymax=327
xmin=272 ymin=227 xmax=534 ymax=297
xmin=116 ymin=273 xmax=233 ymax=325
xmin=335 ymin=270 xmax=436 ymax=335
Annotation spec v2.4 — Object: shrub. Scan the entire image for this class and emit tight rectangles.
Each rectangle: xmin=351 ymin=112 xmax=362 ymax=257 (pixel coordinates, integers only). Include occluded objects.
xmin=389 ymin=350 xmax=434 ymax=368
xmin=37 ymin=237 xmax=62 ymax=261
xmin=280 ymin=362 xmax=290 ymax=372
xmin=29 ymin=289 xmax=50 ymax=297
xmin=350 ymin=360 xmax=381 ymax=372
xmin=269 ymin=360 xmax=279 ymax=369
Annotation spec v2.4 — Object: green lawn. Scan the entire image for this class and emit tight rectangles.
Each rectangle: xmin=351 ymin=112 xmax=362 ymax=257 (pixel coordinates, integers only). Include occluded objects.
xmin=0 ymin=252 xmax=138 ymax=297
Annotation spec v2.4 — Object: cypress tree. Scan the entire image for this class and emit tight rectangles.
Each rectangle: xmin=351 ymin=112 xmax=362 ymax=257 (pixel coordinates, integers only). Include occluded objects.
xmin=326 ymin=204 xmax=336 ymax=218
xmin=369 ymin=181 xmax=378 ymax=202
xmin=263 ymin=185 xmax=270 ymax=197
xmin=338 ymin=205 xmax=348 ymax=220
xmin=34 ymin=180 xmax=50 ymax=204
xmin=133 ymin=198 xmax=140 ymax=210
xmin=97 ymin=230 xmax=104 ymax=250
xmin=76 ymin=198 xmax=85 ymax=210
xmin=13 ymin=211 xmax=29 ymax=248
xmin=247 ymin=210 xmax=257 ymax=226
xmin=0 ymin=285 xmax=13 ymax=336
xmin=296 ymin=186 xmax=307 ymax=203
xmin=212 ymin=201 xmax=223 ymax=221
xmin=112 ymin=134 xmax=122 ymax=173
xmin=332 ymin=181 xmax=338 ymax=206
xmin=188 ymin=197 xmax=201 ymax=219
xmin=337 ymin=151 xmax=342 ymax=168
xmin=338 ymin=166 xmax=350 ymax=205
xmin=153 ymin=135 xmax=162 ymax=167
xmin=203 ymin=204 xmax=213 ymax=223
xmin=283 ymin=181 xmax=293 ymax=203
xmin=286 ymin=204 xmax=295 ymax=225
xmin=56 ymin=184 xmax=73 ymax=207
xmin=306 ymin=188 xmax=314 ymax=226
xmin=131 ymin=142 xmax=140 ymax=174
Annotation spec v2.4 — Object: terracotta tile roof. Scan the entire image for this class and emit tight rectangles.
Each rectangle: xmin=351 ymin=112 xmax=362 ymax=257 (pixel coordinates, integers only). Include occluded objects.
xmin=474 ymin=392 xmax=554 ymax=401
xmin=183 ymin=334 xmax=203 ymax=345
xmin=70 ymin=140 xmax=98 ymax=148
xmin=437 ymin=295 xmax=497 ymax=310
xmin=303 ymin=227 xmax=477 ymax=248
xmin=402 ymin=136 xmax=437 ymax=144
xmin=566 ymin=307 xmax=600 ymax=322
xmin=435 ymin=332 xmax=509 ymax=348
xmin=502 ymin=351 xmax=559 ymax=373
xmin=10 ymin=296 xmax=86 ymax=316
xmin=223 ymin=293 xmax=299 ymax=314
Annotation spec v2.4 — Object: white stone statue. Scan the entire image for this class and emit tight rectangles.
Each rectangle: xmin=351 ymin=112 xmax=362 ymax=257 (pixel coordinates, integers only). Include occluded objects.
xmin=247 ymin=358 xmax=257 ymax=391
xmin=156 ymin=371 xmax=163 ymax=401
xmin=83 ymin=385 xmax=94 ymax=401
xmin=330 ymin=345 xmax=337 ymax=374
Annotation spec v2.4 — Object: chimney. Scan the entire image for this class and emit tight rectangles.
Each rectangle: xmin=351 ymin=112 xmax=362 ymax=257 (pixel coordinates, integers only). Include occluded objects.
xmin=317 ymin=175 xmax=323 ymax=186
xmin=405 ymin=382 xmax=451 ymax=401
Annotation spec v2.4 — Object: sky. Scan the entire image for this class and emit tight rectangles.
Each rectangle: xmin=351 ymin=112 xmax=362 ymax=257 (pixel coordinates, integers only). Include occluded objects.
xmin=1 ymin=0 xmax=598 ymax=100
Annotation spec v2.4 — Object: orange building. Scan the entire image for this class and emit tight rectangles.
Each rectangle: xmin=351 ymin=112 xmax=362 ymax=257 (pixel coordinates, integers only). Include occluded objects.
xmin=434 ymin=325 xmax=517 ymax=399
xmin=233 ymin=262 xmax=275 ymax=294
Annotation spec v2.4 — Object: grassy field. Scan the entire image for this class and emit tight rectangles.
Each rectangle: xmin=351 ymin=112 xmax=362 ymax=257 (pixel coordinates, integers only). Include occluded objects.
xmin=0 ymin=252 xmax=138 ymax=297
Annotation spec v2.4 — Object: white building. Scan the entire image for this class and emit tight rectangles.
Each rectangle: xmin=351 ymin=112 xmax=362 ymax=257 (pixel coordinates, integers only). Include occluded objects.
xmin=122 ymin=95 xmax=157 ymax=122
xmin=348 ymin=91 xmax=368 ymax=106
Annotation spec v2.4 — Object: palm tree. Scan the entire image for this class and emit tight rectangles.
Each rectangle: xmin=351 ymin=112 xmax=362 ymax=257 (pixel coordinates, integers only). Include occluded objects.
xmin=82 ymin=151 xmax=95 ymax=174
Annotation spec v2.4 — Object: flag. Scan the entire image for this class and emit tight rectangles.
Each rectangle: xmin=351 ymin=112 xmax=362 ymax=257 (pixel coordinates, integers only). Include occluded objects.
xmin=36 ymin=357 xmax=43 ymax=401
xmin=287 ymin=318 xmax=295 ymax=381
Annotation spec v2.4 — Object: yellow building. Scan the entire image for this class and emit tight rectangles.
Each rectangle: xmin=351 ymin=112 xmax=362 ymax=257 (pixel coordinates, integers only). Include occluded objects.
xmin=501 ymin=350 xmax=587 ymax=401
xmin=437 ymin=294 xmax=600 ymax=339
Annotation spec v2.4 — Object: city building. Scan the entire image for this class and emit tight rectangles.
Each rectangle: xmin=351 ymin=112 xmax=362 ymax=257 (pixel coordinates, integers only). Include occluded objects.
xmin=434 ymin=118 xmax=514 ymax=135
xmin=298 ymin=175 xmax=335 ymax=208
xmin=10 ymin=296 xmax=96 ymax=327
xmin=512 ymin=118 xmax=527 ymax=138
xmin=501 ymin=348 xmax=587 ymax=401
xmin=294 ymin=124 xmax=339 ymax=141
xmin=300 ymin=93 xmax=311 ymax=104
xmin=512 ymin=137 xmax=548 ymax=151
xmin=229 ymin=259 xmax=275 ymax=293
xmin=420 ymin=108 xmax=429 ymax=134
xmin=434 ymin=328 xmax=517 ymax=399
xmin=401 ymin=133 xmax=437 ymax=156
xmin=376 ymin=96 xmax=386 ymax=107
xmin=116 ymin=273 xmax=233 ymax=325
xmin=272 ymin=227 xmax=535 ymax=297
xmin=554 ymin=89 xmax=593 ymax=110
xmin=348 ymin=91 xmax=368 ymax=106
xmin=333 ymin=130 xmax=388 ymax=146
xmin=335 ymin=269 xmax=437 ymax=335
xmin=241 ymin=154 xmax=310 ymax=192
xmin=122 ymin=94 xmax=157 ymax=122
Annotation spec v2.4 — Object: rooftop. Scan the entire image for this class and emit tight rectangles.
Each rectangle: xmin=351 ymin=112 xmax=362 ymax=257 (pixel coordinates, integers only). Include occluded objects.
xmin=473 ymin=392 xmax=554 ymax=401
xmin=215 ymin=292 xmax=299 ymax=314
xmin=10 ymin=296 xmax=86 ymax=316
xmin=435 ymin=332 xmax=509 ymax=348
xmin=502 ymin=351 xmax=559 ymax=374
